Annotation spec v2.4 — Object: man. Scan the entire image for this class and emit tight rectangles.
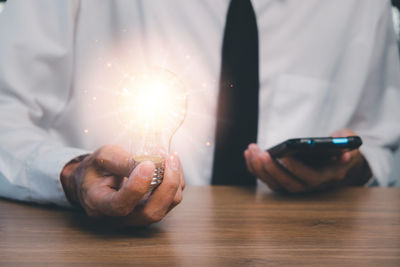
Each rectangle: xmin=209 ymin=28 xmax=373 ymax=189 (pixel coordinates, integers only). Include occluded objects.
xmin=0 ymin=0 xmax=399 ymax=226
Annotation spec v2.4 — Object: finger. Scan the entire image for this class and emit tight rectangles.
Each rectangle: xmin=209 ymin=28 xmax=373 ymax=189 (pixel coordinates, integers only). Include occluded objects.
xmin=93 ymin=145 xmax=134 ymax=177
xmin=164 ymin=152 xmax=185 ymax=191
xmin=248 ymin=144 xmax=266 ymax=176
xmin=174 ymin=153 xmax=186 ymax=190
xmin=278 ymin=156 xmax=326 ymax=187
xmin=261 ymin=152 xmax=306 ymax=193
xmin=331 ymin=128 xmax=356 ymax=138
xmin=137 ymin=153 xmax=181 ymax=224
xmin=253 ymin=152 xmax=283 ymax=192
xmin=338 ymin=149 xmax=359 ymax=165
xmin=247 ymin=144 xmax=264 ymax=176
xmin=244 ymin=148 xmax=256 ymax=175
xmin=98 ymin=175 xmax=126 ymax=190
xmin=248 ymin=145 xmax=282 ymax=192
xmin=180 ymin=171 xmax=186 ymax=191
xmin=89 ymin=161 xmax=154 ymax=216
xmin=167 ymin=186 xmax=183 ymax=213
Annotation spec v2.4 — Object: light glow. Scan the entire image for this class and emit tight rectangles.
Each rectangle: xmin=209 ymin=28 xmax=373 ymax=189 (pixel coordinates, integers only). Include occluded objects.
xmin=115 ymin=68 xmax=187 ymax=160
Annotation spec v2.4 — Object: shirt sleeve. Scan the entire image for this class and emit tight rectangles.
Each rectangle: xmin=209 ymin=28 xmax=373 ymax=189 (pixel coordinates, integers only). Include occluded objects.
xmin=352 ymin=1 xmax=400 ymax=186
xmin=0 ymin=0 xmax=89 ymax=206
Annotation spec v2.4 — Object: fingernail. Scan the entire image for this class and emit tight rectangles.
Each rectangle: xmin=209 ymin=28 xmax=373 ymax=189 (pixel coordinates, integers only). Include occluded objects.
xmin=138 ymin=161 xmax=154 ymax=179
xmin=249 ymin=143 xmax=257 ymax=151
xmin=169 ymin=154 xmax=180 ymax=171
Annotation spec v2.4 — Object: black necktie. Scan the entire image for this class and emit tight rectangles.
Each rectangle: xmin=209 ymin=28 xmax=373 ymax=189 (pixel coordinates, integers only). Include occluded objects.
xmin=212 ymin=0 xmax=259 ymax=186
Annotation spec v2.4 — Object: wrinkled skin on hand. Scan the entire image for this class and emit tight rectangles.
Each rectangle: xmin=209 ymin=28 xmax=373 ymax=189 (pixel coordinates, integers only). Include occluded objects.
xmin=244 ymin=129 xmax=372 ymax=193
xmin=61 ymin=145 xmax=185 ymax=227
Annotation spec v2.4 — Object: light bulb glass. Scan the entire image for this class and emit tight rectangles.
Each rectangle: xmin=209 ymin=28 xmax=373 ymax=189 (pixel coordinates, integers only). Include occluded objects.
xmin=115 ymin=67 xmax=187 ymax=189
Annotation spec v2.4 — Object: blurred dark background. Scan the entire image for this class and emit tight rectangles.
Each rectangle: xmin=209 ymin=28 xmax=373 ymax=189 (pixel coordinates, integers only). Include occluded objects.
xmin=393 ymin=1 xmax=400 ymax=48
xmin=394 ymin=0 xmax=400 ymax=9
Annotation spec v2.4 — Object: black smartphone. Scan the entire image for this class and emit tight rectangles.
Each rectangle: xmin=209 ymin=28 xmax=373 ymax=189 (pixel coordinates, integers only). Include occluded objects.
xmin=267 ymin=136 xmax=362 ymax=166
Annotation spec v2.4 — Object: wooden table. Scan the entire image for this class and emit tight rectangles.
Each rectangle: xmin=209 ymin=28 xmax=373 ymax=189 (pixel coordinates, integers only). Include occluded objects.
xmin=0 ymin=186 xmax=399 ymax=266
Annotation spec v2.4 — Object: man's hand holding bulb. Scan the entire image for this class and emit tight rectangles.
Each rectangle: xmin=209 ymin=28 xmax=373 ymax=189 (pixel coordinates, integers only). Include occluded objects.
xmin=61 ymin=68 xmax=187 ymax=226
xmin=61 ymin=145 xmax=185 ymax=227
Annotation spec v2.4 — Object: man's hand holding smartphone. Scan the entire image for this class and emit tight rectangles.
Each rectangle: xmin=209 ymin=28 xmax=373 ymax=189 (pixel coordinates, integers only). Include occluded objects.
xmin=244 ymin=129 xmax=373 ymax=193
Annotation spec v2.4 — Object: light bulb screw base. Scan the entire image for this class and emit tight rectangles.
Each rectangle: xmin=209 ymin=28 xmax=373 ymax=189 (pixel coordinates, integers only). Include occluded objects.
xmin=148 ymin=165 xmax=164 ymax=191
xmin=132 ymin=155 xmax=165 ymax=192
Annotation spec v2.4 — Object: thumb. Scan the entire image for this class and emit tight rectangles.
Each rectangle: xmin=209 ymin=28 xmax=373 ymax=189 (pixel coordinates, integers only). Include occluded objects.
xmin=331 ymin=128 xmax=356 ymax=138
xmin=106 ymin=161 xmax=155 ymax=216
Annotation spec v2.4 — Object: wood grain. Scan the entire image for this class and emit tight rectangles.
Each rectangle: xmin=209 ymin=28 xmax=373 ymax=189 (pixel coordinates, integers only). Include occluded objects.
xmin=0 ymin=186 xmax=399 ymax=266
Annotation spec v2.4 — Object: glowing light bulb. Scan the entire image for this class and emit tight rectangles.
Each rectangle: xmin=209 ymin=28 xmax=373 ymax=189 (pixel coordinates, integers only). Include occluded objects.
xmin=116 ymin=67 xmax=187 ymax=190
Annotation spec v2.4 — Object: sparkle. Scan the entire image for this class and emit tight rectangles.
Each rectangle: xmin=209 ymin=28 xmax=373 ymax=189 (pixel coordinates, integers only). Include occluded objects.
xmin=116 ymin=68 xmax=187 ymax=145
xmin=229 ymin=83 xmax=234 ymax=88
xmin=92 ymin=96 xmax=97 ymax=101
xmin=83 ymin=129 xmax=89 ymax=134
xmin=205 ymin=141 xmax=211 ymax=147
xmin=106 ymin=62 xmax=112 ymax=68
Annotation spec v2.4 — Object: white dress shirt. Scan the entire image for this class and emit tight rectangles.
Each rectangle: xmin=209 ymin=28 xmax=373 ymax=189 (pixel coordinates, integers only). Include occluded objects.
xmin=0 ymin=0 xmax=399 ymax=206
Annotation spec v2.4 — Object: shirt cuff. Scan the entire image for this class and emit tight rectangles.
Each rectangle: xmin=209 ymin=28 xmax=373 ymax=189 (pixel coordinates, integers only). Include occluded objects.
xmin=26 ymin=146 xmax=91 ymax=207
xmin=359 ymin=144 xmax=397 ymax=187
